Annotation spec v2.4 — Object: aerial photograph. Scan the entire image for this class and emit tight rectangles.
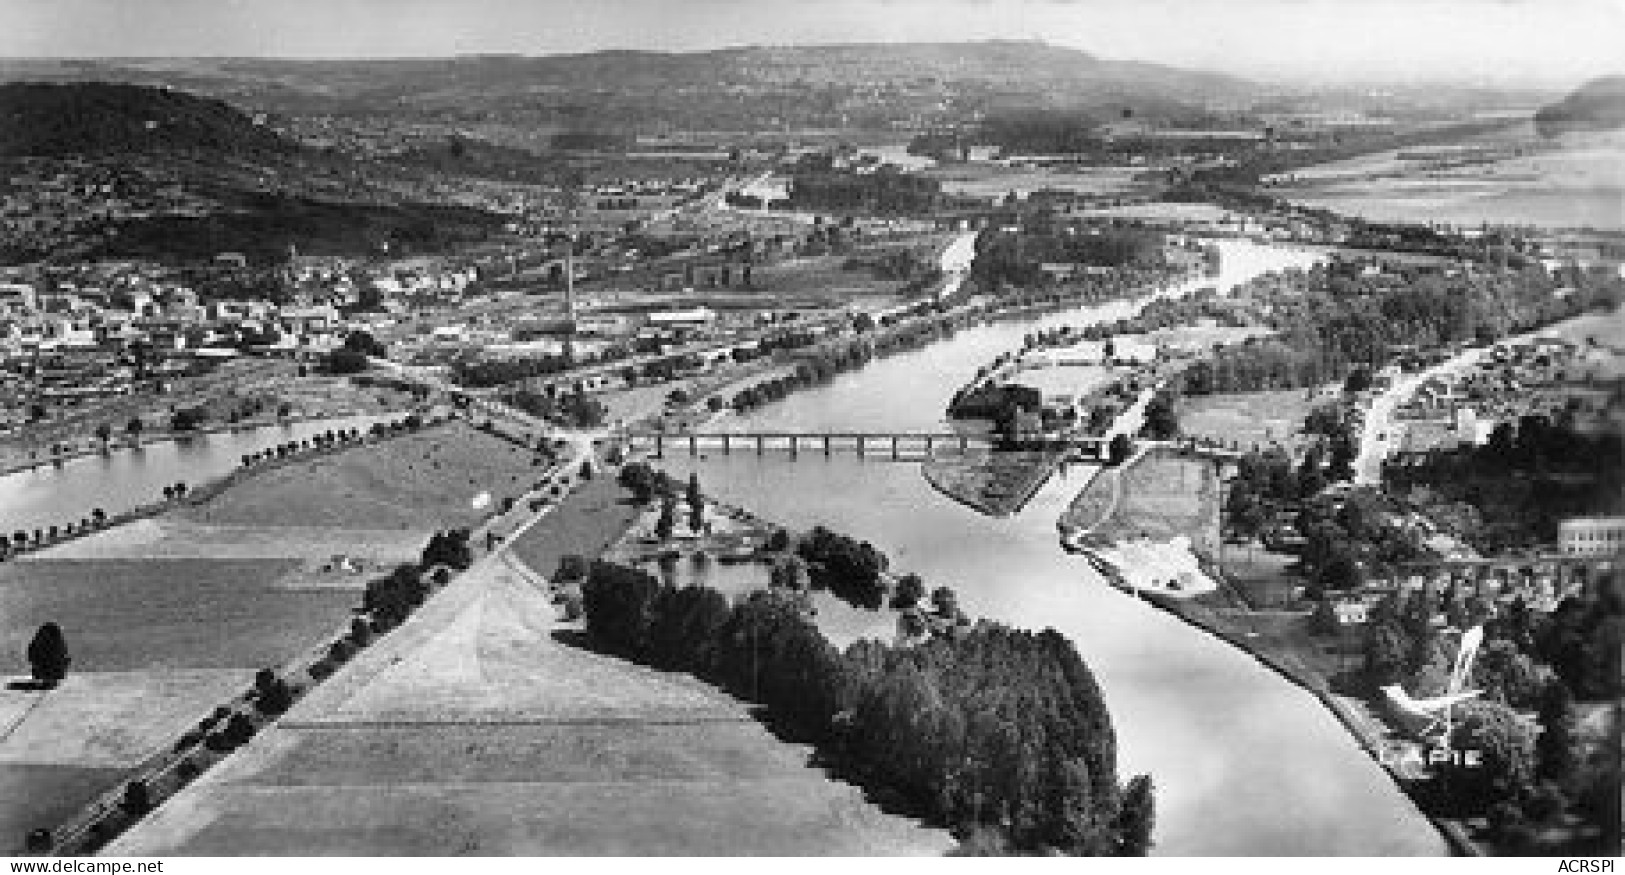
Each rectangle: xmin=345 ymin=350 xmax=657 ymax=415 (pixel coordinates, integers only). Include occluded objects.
xmin=0 ymin=0 xmax=1620 ymax=861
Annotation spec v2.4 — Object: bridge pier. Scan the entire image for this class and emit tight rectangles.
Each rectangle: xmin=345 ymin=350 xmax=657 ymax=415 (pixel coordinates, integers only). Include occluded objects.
xmin=723 ymin=434 xmax=730 ymax=455
xmin=655 ymin=434 xmax=664 ymax=456
xmin=891 ymin=435 xmax=899 ymax=461
xmin=823 ymin=435 xmax=831 ymax=456
xmin=857 ymin=435 xmax=866 ymax=457
xmin=689 ymin=434 xmax=698 ymax=456
xmin=790 ymin=435 xmax=799 ymax=458
xmin=757 ymin=434 xmax=764 ymax=455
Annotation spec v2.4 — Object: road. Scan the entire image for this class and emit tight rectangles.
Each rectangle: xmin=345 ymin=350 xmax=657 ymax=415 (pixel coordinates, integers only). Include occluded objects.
xmin=1349 ymin=316 xmax=1602 ymax=485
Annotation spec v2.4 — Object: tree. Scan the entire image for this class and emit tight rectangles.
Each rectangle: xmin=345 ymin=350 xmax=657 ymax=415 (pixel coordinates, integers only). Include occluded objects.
xmin=1472 ymin=639 xmax=1542 ymax=709
xmin=170 ymin=406 xmax=207 ymax=432
xmin=1534 ymin=679 xmax=1576 ymax=783
xmin=26 ymin=622 xmax=70 ymax=685
xmin=685 ymin=473 xmax=704 ymax=522
xmin=1445 ymin=700 xmax=1537 ymax=812
xmin=930 ymin=586 xmax=963 ymax=623
xmin=579 ymin=460 xmax=594 ymax=481
xmin=94 ymin=423 xmax=111 ymax=445
xmin=120 ymin=780 xmax=152 ymax=816
xmin=655 ymin=496 xmax=678 ymax=541
xmin=1107 ymin=434 xmax=1133 ymax=466
xmin=1343 ymin=367 xmax=1373 ymax=394
xmin=1115 ymin=774 xmax=1155 ymax=856
xmin=323 ymin=347 xmax=370 ymax=375
xmin=769 ymin=555 xmax=810 ymax=592
xmin=1363 ymin=614 xmax=1411 ymax=687
xmin=890 ymin=573 xmax=926 ymax=610
xmin=343 ymin=330 xmax=387 ymax=358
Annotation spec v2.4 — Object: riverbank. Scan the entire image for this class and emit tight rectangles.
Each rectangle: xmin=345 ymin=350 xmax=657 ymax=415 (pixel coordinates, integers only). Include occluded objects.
xmin=1132 ymin=587 xmax=1483 ymax=856
xmin=0 ymin=408 xmax=413 ymax=479
xmin=919 ymin=447 xmax=1063 ymax=517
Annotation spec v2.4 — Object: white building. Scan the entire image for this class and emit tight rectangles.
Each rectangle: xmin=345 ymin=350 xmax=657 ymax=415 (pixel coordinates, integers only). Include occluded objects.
xmin=1557 ymin=517 xmax=1625 ymax=557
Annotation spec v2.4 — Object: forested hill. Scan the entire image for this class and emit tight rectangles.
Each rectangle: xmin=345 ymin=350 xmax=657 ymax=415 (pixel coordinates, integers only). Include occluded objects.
xmin=0 ymin=81 xmax=300 ymax=158
xmin=0 ymin=42 xmax=1255 ymax=129
xmin=1534 ymin=76 xmax=1625 ymax=137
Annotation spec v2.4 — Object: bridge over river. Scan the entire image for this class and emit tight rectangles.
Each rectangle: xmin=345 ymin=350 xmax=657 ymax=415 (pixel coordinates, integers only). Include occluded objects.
xmin=624 ymin=430 xmax=1246 ymax=464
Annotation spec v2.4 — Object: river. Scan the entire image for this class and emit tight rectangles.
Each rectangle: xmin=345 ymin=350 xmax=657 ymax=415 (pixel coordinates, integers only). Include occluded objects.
xmin=651 ymin=239 xmax=1450 ymax=856
xmin=0 ymin=414 xmax=397 ymax=536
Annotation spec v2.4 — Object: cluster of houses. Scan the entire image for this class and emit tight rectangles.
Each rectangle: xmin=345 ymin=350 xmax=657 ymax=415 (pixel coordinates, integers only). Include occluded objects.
xmin=1324 ymin=553 xmax=1607 ymax=627
xmin=1388 ymin=334 xmax=1621 ymax=456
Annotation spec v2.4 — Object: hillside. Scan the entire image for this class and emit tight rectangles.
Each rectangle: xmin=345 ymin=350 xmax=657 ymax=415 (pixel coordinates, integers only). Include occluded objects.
xmin=0 ymin=42 xmax=1256 ymax=132
xmin=1535 ymin=75 xmax=1625 ymax=136
xmin=0 ymin=81 xmax=299 ymax=158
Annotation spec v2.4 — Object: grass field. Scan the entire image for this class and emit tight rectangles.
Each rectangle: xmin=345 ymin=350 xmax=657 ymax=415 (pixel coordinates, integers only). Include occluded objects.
xmin=506 ymin=474 xmax=643 ymax=580
xmin=178 ymin=423 xmax=540 ymax=531
xmin=1179 ymin=388 xmax=1325 ymax=457
xmin=108 ymin=553 xmax=953 ymax=856
xmin=0 ymin=763 xmax=127 ymax=853
xmin=0 ymin=558 xmax=349 ymax=672
xmin=747 ymin=254 xmax=912 ymax=304
xmin=1096 ymin=450 xmax=1221 ymax=552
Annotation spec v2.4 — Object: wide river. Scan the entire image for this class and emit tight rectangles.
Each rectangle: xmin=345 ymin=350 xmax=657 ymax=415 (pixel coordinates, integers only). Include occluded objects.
xmin=654 ymin=239 xmax=1450 ymax=856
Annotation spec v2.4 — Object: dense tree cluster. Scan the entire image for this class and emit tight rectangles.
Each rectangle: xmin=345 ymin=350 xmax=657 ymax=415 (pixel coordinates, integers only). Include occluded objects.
xmin=1357 ymin=570 xmax=1622 ymax=849
xmin=787 ymin=164 xmax=943 ymax=215
xmin=419 ymin=528 xmax=473 ymax=572
xmin=504 ymin=386 xmax=607 ymax=429
xmin=1180 ymin=260 xmax=1621 ymax=396
xmin=970 ymin=220 xmax=1168 ymax=291
xmin=579 ymin=561 xmax=1152 ymax=855
xmin=363 ymin=564 xmax=431 ymax=629
xmin=1385 ymin=417 xmax=1624 ymax=553
xmin=450 ymin=353 xmax=574 ymax=388
xmin=795 ymin=525 xmax=891 ymax=610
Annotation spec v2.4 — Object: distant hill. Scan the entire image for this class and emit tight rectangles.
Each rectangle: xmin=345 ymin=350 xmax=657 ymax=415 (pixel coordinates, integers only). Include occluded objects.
xmin=0 ymin=42 xmax=1257 ymax=132
xmin=0 ymin=81 xmax=300 ymax=157
xmin=1534 ymin=76 xmax=1625 ymax=136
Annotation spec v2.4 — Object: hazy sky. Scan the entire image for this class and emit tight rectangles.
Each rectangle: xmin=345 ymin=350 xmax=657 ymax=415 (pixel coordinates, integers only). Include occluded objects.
xmin=1 ymin=0 xmax=1620 ymax=86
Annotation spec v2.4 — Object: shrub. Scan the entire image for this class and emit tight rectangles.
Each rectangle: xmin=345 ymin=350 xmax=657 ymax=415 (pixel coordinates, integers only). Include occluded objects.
xmin=25 ymin=828 xmax=52 ymax=853
xmin=120 ymin=780 xmax=152 ymax=815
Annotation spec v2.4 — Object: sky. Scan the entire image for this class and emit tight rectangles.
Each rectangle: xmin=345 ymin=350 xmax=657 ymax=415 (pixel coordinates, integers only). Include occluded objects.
xmin=0 ymin=0 xmax=1620 ymax=86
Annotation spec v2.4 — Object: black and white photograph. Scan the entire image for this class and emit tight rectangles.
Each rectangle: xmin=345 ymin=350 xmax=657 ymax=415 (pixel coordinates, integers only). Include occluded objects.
xmin=0 ymin=0 xmax=1620 ymax=861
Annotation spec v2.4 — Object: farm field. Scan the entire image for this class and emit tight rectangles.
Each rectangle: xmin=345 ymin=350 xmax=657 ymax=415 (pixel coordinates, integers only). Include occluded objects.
xmin=0 ymin=764 xmax=126 ymax=853
xmin=504 ymin=474 xmax=643 ymax=580
xmin=1178 ymin=388 xmax=1324 ymax=457
xmin=178 ymin=422 xmax=540 ymax=531
xmin=107 ymin=553 xmax=954 ymax=856
xmin=0 ymin=558 xmax=348 ymax=672
xmin=37 ymin=518 xmax=425 ymax=564
xmin=0 ymin=555 xmax=356 ymax=852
